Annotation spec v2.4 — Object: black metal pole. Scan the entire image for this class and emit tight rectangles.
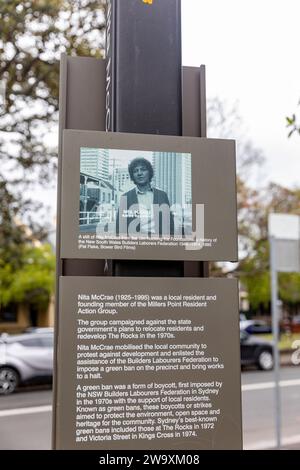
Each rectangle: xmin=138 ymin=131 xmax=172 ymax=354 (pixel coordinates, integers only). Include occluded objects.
xmin=108 ymin=0 xmax=185 ymax=277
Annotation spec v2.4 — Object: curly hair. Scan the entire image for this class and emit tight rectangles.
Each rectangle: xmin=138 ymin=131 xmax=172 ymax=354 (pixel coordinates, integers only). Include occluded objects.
xmin=128 ymin=158 xmax=154 ymax=182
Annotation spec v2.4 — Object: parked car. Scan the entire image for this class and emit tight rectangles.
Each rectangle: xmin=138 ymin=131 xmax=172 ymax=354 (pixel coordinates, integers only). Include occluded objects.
xmin=240 ymin=330 xmax=274 ymax=371
xmin=24 ymin=327 xmax=54 ymax=334
xmin=240 ymin=319 xmax=272 ymax=335
xmin=0 ymin=331 xmax=53 ymax=395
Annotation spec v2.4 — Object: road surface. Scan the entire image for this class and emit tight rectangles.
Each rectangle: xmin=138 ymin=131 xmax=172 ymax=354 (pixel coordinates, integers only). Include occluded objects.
xmin=0 ymin=368 xmax=299 ymax=450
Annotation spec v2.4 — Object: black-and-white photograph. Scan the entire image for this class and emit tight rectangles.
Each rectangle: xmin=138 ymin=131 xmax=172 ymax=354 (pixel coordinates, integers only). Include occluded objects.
xmin=79 ymin=147 xmax=192 ymax=238
xmin=61 ymin=130 xmax=237 ymax=261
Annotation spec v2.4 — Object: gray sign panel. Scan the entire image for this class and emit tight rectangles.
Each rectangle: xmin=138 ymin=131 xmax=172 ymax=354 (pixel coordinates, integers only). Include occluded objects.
xmin=273 ymin=239 xmax=300 ymax=273
xmin=269 ymin=213 xmax=300 ymax=273
xmin=60 ymin=130 xmax=237 ymax=261
xmin=55 ymin=276 xmax=242 ymax=449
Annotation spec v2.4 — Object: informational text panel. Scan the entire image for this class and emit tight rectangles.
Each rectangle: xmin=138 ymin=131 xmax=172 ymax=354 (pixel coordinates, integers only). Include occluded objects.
xmin=56 ymin=277 xmax=242 ymax=449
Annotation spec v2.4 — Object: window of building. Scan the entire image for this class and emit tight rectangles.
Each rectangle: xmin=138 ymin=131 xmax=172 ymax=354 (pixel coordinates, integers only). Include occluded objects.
xmin=0 ymin=304 xmax=18 ymax=323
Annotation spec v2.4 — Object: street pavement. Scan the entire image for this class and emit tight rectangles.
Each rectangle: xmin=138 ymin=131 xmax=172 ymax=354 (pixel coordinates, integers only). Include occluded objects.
xmin=0 ymin=368 xmax=299 ymax=450
xmin=0 ymin=386 xmax=52 ymax=450
xmin=242 ymin=366 xmax=300 ymax=450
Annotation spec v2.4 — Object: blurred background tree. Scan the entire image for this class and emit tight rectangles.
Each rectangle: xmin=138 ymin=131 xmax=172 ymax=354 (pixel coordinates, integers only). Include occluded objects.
xmin=1 ymin=2 xmax=300 ymax=319
xmin=0 ymin=0 xmax=106 ymax=318
xmin=0 ymin=244 xmax=55 ymax=311
xmin=238 ymin=183 xmax=300 ymax=315
xmin=208 ymin=99 xmax=300 ymax=316
xmin=0 ymin=0 xmax=106 ymax=221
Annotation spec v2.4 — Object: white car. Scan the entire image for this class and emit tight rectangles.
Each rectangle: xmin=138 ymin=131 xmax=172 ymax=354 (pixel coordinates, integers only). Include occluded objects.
xmin=0 ymin=331 xmax=53 ymax=395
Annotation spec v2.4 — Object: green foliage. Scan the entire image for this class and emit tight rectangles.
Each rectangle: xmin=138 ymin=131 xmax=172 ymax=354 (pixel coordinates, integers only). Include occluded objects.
xmin=238 ymin=183 xmax=300 ymax=311
xmin=279 ymin=272 xmax=300 ymax=305
xmin=0 ymin=180 xmax=27 ymax=269
xmin=209 ymin=98 xmax=300 ymax=311
xmin=240 ymin=240 xmax=300 ymax=310
xmin=0 ymin=0 xmax=105 ymax=177
xmin=0 ymin=0 xmax=106 ymax=232
xmin=0 ymin=176 xmax=54 ymax=310
xmin=243 ymin=272 xmax=270 ymax=309
xmin=0 ymin=0 xmax=105 ymax=309
xmin=0 ymin=244 xmax=55 ymax=310
xmin=286 ymin=101 xmax=300 ymax=138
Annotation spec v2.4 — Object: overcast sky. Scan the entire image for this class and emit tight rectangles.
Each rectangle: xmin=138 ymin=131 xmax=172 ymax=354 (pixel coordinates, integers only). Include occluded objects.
xmin=43 ymin=0 xmax=300 ymax=221
xmin=182 ymin=0 xmax=300 ymax=188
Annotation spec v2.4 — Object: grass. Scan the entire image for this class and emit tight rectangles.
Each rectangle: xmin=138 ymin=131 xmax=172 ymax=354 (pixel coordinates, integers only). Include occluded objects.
xmin=259 ymin=333 xmax=300 ymax=350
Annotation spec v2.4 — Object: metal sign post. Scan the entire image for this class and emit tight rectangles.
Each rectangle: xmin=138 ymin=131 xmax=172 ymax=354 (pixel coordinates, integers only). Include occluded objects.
xmin=269 ymin=235 xmax=282 ymax=449
xmin=269 ymin=213 xmax=300 ymax=449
